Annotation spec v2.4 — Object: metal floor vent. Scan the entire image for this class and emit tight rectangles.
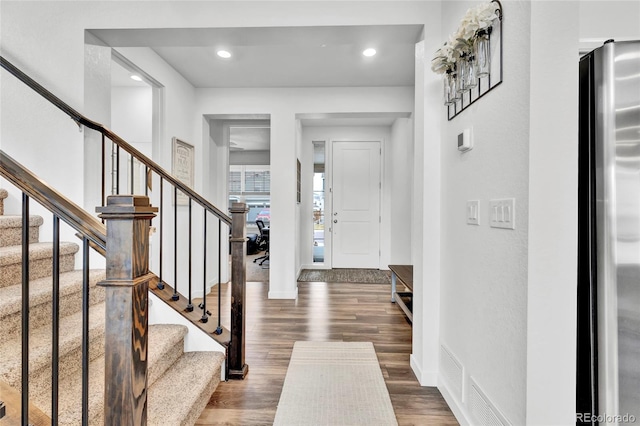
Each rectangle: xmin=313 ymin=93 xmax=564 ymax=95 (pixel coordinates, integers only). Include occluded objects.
xmin=440 ymin=344 xmax=464 ymax=401
xmin=468 ymin=376 xmax=510 ymax=426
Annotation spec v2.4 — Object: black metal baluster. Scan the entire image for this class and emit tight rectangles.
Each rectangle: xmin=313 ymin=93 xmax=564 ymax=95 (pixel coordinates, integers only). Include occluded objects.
xmin=172 ymin=186 xmax=179 ymax=301
xmin=101 ymin=134 xmax=105 ymax=209
xmin=186 ymin=198 xmax=193 ymax=311
xmin=130 ymin=154 xmax=134 ymax=195
xmin=145 ymin=166 xmax=149 ymax=197
xmin=110 ymin=141 xmax=117 ymax=196
xmin=81 ymin=237 xmax=90 ymax=426
xmin=157 ymin=179 xmax=164 ymax=289
xmin=201 ymin=210 xmax=208 ymax=323
xmin=116 ymin=145 xmax=121 ymax=194
xmin=51 ymin=215 xmax=60 ymax=424
xmin=21 ymin=193 xmax=29 ymax=425
xmin=215 ymin=218 xmax=223 ymax=335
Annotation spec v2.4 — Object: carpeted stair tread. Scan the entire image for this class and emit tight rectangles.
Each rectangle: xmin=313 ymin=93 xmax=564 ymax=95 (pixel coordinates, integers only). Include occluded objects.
xmin=0 ymin=241 xmax=78 ymax=288
xmin=0 ymin=215 xmax=43 ymax=228
xmin=0 ymin=188 xmax=7 ymax=215
xmin=43 ymin=324 xmax=192 ymax=425
xmin=0 ymin=302 xmax=107 ymax=390
xmin=0 ymin=241 xmax=78 ymax=265
xmin=0 ymin=270 xmax=106 ymax=341
xmin=0 ymin=269 xmax=106 ymax=328
xmin=0 ymin=214 xmax=43 ymax=247
xmin=147 ymin=351 xmax=225 ymax=426
xmin=147 ymin=324 xmax=189 ymax=385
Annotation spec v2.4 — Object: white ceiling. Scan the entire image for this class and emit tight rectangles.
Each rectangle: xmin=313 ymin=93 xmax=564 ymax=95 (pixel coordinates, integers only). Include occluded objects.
xmin=97 ymin=24 xmax=423 ymax=88
xmin=104 ymin=25 xmax=421 ymax=149
xmin=229 ymin=126 xmax=270 ymax=151
xmin=111 ymin=59 xmax=150 ymax=87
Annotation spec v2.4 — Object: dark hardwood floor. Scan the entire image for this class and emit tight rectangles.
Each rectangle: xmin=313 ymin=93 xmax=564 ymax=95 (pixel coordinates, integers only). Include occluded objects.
xmin=196 ymin=280 xmax=458 ymax=426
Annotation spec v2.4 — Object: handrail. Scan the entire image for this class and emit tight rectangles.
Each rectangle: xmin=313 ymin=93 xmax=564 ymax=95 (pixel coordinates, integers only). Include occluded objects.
xmin=0 ymin=55 xmax=231 ymax=226
xmin=1 ymin=148 xmax=232 ymax=343
xmin=0 ymin=150 xmax=106 ymax=251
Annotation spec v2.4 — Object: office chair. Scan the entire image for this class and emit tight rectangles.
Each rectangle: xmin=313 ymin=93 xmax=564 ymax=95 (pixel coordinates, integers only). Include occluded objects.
xmin=253 ymin=220 xmax=269 ymax=266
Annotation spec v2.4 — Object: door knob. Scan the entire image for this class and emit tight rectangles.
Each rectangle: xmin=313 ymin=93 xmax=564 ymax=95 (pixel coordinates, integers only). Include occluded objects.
xmin=333 ymin=219 xmax=338 ymax=223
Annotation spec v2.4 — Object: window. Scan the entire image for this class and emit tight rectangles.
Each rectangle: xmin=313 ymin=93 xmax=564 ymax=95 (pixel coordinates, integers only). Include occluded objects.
xmin=229 ymin=170 xmax=242 ymax=193
xmin=229 ymin=165 xmax=271 ymax=227
xmin=229 ymin=166 xmax=270 ymax=194
xmin=244 ymin=170 xmax=270 ymax=192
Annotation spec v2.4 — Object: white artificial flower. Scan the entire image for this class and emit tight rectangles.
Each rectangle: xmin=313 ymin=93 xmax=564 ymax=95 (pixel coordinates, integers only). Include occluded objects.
xmin=430 ymin=1 xmax=500 ymax=75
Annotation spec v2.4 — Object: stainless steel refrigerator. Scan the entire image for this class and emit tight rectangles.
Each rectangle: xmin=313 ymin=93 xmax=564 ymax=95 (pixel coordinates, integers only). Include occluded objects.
xmin=578 ymin=40 xmax=640 ymax=425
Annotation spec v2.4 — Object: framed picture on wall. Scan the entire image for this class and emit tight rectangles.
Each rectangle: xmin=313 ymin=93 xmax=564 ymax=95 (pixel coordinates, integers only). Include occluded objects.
xmin=172 ymin=137 xmax=194 ymax=205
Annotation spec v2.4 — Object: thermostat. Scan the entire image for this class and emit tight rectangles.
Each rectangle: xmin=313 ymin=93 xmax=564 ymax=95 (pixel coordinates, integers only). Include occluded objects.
xmin=458 ymin=128 xmax=473 ymax=152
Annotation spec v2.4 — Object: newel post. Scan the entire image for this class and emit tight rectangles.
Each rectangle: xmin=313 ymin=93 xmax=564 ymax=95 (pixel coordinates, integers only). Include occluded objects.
xmin=229 ymin=202 xmax=249 ymax=379
xmin=97 ymin=195 xmax=157 ymax=425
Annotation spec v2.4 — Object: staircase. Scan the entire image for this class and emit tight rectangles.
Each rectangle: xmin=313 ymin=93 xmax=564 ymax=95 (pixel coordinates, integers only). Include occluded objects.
xmin=0 ymin=188 xmax=225 ymax=425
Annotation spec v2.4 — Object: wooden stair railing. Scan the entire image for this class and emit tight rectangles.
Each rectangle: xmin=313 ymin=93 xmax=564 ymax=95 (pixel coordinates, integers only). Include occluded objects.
xmin=0 ymin=54 xmax=250 ymax=421
xmin=0 ymin=54 xmax=239 ymax=341
xmin=1 ymin=149 xmax=250 ymax=423
xmin=98 ymin=195 xmax=157 ymax=423
xmin=0 ymin=55 xmax=248 ymax=370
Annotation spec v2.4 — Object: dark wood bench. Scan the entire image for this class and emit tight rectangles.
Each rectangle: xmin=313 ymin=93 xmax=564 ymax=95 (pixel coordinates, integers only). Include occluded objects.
xmin=389 ymin=264 xmax=413 ymax=323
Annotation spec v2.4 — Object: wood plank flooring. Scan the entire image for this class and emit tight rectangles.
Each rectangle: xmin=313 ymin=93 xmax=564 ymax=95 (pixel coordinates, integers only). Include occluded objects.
xmin=196 ymin=281 xmax=458 ymax=426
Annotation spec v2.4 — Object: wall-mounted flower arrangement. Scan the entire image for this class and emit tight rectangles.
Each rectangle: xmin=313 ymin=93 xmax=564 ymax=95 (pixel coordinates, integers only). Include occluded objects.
xmin=431 ymin=1 xmax=503 ymax=120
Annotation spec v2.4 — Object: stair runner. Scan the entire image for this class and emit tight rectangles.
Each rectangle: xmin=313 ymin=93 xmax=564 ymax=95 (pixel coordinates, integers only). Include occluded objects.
xmin=0 ymin=188 xmax=224 ymax=425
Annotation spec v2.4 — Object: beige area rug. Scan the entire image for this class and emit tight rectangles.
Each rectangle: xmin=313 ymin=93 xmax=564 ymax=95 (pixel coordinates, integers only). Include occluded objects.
xmin=246 ymin=253 xmax=269 ymax=282
xmin=297 ymin=268 xmax=391 ymax=284
xmin=273 ymin=341 xmax=398 ymax=426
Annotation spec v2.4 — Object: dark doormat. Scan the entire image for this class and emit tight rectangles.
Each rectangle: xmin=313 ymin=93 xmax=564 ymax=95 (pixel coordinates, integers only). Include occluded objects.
xmin=297 ymin=268 xmax=391 ymax=284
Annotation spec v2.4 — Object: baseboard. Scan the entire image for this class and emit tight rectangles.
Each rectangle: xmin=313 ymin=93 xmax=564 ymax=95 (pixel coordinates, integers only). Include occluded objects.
xmin=268 ymin=287 xmax=298 ymax=299
xmin=409 ymin=354 xmax=438 ymax=386
xmin=299 ymin=263 xmax=331 ymax=270
xmin=438 ymin=374 xmax=473 ymax=426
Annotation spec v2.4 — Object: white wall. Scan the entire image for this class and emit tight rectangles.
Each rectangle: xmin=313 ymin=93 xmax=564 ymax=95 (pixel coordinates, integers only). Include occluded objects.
xmin=390 ymin=118 xmax=413 ymax=264
xmin=110 ymin=47 xmax=220 ymax=298
xmin=194 ymin=87 xmax=414 ymax=299
xmin=579 ymin=1 xmax=640 ymax=51
xmin=111 ymin=86 xmax=153 ymax=147
xmin=435 ymin=1 xmax=531 ymax=424
xmin=229 ymin=150 xmax=269 ymax=166
xmin=410 ymin=6 xmax=442 ymax=395
xmin=527 ymin=2 xmax=579 ymax=425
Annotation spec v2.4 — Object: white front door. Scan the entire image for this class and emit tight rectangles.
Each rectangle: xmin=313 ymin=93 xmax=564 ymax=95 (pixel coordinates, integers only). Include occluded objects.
xmin=331 ymin=141 xmax=381 ymax=268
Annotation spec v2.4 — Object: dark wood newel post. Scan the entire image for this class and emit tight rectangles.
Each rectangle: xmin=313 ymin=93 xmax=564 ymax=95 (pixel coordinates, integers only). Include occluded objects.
xmin=97 ymin=195 xmax=158 ymax=425
xmin=229 ymin=202 xmax=249 ymax=380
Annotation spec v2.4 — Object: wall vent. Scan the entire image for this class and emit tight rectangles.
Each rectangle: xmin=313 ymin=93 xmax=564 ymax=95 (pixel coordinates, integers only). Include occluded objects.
xmin=440 ymin=344 xmax=464 ymax=401
xmin=468 ymin=376 xmax=511 ymax=426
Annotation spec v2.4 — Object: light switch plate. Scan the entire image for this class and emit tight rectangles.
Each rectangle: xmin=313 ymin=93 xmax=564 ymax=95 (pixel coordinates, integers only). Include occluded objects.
xmin=467 ymin=200 xmax=480 ymax=225
xmin=490 ymin=198 xmax=515 ymax=229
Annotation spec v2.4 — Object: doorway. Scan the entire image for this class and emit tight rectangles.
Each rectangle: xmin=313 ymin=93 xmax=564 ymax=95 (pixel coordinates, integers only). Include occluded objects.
xmin=331 ymin=141 xmax=381 ymax=268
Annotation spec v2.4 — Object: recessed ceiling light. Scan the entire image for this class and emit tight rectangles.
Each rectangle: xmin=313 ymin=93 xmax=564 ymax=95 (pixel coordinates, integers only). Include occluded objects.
xmin=130 ymin=74 xmax=143 ymax=82
xmin=363 ymin=48 xmax=377 ymax=57
xmin=217 ymin=50 xmax=232 ymax=59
